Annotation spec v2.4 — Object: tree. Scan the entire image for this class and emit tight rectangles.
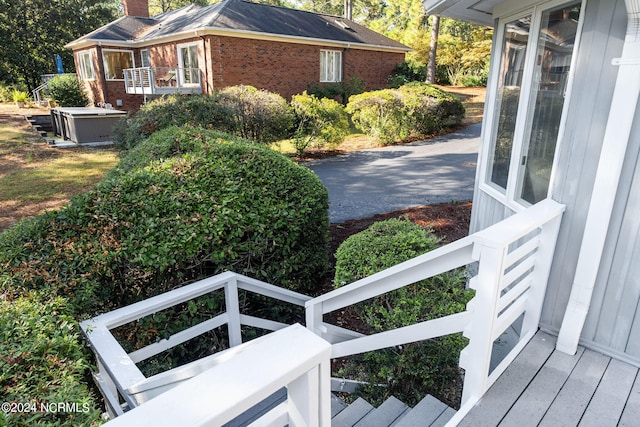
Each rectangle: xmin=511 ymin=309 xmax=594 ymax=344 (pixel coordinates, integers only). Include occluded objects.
xmin=0 ymin=0 xmax=119 ymax=91
xmin=426 ymin=15 xmax=440 ymax=84
xmin=435 ymin=19 xmax=492 ymax=85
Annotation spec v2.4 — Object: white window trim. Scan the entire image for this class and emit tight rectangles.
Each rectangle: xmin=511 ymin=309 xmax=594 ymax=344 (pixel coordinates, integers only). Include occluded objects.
xmin=478 ymin=0 xmax=586 ymax=211
xmin=140 ymin=49 xmax=151 ymax=68
xmin=77 ymin=51 xmax=95 ymax=81
xmin=176 ymin=42 xmax=200 ymax=87
xmin=102 ymin=49 xmax=135 ymax=81
xmin=320 ymin=49 xmax=342 ymax=83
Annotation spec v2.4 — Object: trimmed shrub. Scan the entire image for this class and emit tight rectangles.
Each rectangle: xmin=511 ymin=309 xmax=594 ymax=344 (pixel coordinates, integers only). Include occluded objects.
xmin=398 ymin=82 xmax=466 ymax=135
xmin=219 ymin=85 xmax=294 ymax=144
xmin=47 ymin=74 xmax=88 ymax=107
xmin=345 ymin=89 xmax=406 ymax=144
xmin=346 ymin=83 xmax=464 ymax=145
xmin=0 ymin=126 xmax=329 ymax=317
xmin=291 ymin=91 xmax=350 ymax=155
xmin=334 ymin=219 xmax=473 ymax=407
xmin=0 ymin=292 xmax=102 ymax=427
xmin=112 ymin=93 xmax=235 ymax=149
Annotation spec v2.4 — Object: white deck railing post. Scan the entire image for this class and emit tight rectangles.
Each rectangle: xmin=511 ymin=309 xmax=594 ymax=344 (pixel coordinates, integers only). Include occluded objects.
xmin=226 ymin=275 xmax=243 ymax=347
xmin=521 ymin=213 xmax=563 ymax=335
xmin=459 ymin=241 xmax=506 ymax=406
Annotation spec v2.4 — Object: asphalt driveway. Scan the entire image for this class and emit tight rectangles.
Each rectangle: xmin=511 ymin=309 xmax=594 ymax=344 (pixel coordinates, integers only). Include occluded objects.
xmin=305 ymin=123 xmax=481 ymax=223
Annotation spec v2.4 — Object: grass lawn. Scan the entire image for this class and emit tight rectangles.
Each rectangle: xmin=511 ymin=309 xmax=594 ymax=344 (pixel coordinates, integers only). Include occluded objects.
xmin=0 ymin=104 xmax=119 ymax=232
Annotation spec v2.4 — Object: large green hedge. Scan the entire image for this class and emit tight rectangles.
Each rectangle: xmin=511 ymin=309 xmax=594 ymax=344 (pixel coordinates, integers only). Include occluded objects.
xmin=346 ymin=82 xmax=465 ymax=144
xmin=334 ymin=219 xmax=473 ymax=407
xmin=1 ymin=126 xmax=329 ymax=316
xmin=114 ymin=87 xmax=294 ymax=150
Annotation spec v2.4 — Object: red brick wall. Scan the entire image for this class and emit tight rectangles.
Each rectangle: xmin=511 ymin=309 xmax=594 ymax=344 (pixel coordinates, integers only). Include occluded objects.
xmin=209 ymin=35 xmax=405 ymax=99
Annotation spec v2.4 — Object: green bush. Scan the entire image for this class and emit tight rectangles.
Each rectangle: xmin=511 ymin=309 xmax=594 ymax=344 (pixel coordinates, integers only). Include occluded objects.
xmin=388 ymin=61 xmax=427 ymax=89
xmin=291 ymin=91 xmax=350 ymax=155
xmin=219 ymin=85 xmax=294 ymax=144
xmin=345 ymin=89 xmax=406 ymax=144
xmin=0 ymin=126 xmax=329 ymax=317
xmin=112 ymin=93 xmax=235 ymax=149
xmin=334 ymin=219 xmax=473 ymax=407
xmin=47 ymin=75 xmax=88 ymax=107
xmin=398 ymin=82 xmax=466 ymax=135
xmin=0 ymin=82 xmax=28 ymax=102
xmin=346 ymin=83 xmax=464 ymax=144
xmin=306 ymin=76 xmax=366 ymax=105
xmin=0 ymin=292 xmax=102 ymax=427
xmin=11 ymin=90 xmax=29 ymax=103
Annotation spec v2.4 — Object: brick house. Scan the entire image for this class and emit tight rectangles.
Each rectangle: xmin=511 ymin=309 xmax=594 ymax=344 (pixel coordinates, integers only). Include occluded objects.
xmin=65 ymin=0 xmax=410 ymax=112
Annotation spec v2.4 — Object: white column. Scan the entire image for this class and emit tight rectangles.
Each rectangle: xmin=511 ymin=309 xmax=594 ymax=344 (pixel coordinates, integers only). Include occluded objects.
xmin=557 ymin=0 xmax=640 ymax=354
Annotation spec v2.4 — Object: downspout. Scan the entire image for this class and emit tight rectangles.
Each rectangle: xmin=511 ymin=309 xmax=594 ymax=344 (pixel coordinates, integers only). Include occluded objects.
xmin=197 ymin=31 xmax=210 ymax=94
xmin=556 ymin=0 xmax=640 ymax=354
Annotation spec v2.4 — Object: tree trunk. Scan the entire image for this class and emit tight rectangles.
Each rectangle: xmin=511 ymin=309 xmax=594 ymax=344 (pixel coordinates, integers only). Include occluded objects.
xmin=426 ymin=15 xmax=440 ymax=84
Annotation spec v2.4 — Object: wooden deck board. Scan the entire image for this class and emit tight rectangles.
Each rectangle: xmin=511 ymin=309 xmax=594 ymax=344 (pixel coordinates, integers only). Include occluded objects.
xmin=459 ymin=332 xmax=555 ymax=426
xmin=538 ymin=348 xmax=609 ymax=427
xmin=461 ymin=331 xmax=640 ymax=426
xmin=578 ymin=358 xmax=638 ymax=426
xmin=499 ymin=346 xmax=585 ymax=426
xmin=618 ymin=371 xmax=640 ymax=426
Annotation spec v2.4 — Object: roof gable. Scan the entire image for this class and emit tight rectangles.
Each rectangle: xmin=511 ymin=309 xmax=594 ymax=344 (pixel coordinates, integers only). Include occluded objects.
xmin=67 ymin=0 xmax=409 ymax=51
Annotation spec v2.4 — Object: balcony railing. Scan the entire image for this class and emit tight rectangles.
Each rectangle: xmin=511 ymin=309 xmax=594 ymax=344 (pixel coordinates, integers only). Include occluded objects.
xmin=82 ymin=199 xmax=565 ymax=426
xmin=123 ymin=67 xmax=203 ymax=95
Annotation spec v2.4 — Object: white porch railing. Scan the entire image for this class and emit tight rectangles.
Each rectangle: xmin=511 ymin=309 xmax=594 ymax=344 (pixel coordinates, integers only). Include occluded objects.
xmin=82 ymin=199 xmax=565 ymax=426
xmin=80 ymin=271 xmax=311 ymax=419
xmin=306 ymin=198 xmax=565 ymax=424
xmin=103 ymin=324 xmax=332 ymax=427
xmin=123 ymin=67 xmax=203 ymax=95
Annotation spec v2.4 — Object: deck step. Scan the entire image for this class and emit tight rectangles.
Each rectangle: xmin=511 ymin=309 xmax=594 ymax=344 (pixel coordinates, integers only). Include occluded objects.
xmin=331 ymin=397 xmax=374 ymax=427
xmin=332 ymin=394 xmax=455 ymax=427
xmin=393 ymin=395 xmax=454 ymax=427
xmin=354 ymin=396 xmax=409 ymax=427
xmin=331 ymin=393 xmax=348 ymax=417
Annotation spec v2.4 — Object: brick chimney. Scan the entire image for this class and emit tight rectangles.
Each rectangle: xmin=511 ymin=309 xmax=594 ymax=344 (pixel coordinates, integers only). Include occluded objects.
xmin=123 ymin=0 xmax=149 ymax=17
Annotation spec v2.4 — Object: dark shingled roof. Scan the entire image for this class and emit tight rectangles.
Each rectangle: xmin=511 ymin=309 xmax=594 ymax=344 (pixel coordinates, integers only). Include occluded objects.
xmin=68 ymin=0 xmax=409 ymax=50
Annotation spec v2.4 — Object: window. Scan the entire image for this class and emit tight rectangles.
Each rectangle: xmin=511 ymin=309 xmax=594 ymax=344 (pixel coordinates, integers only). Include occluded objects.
xmin=320 ymin=50 xmax=342 ymax=82
xmin=102 ymin=49 xmax=134 ymax=80
xmin=483 ymin=1 xmax=583 ymax=207
xmin=177 ymin=43 xmax=200 ymax=85
xmin=140 ymin=49 xmax=150 ymax=68
xmin=77 ymin=51 xmax=95 ymax=80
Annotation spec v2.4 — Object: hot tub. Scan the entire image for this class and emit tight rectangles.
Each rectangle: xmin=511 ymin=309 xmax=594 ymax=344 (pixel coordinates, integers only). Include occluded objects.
xmin=50 ymin=107 xmax=127 ymax=144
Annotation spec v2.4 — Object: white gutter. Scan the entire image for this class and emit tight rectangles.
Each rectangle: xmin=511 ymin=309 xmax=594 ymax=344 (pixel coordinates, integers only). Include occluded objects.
xmin=556 ymin=0 xmax=640 ymax=355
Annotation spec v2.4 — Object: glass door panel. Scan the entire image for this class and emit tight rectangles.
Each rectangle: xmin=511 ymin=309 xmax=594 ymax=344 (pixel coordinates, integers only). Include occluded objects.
xmin=179 ymin=45 xmax=199 ymax=85
xmin=487 ymin=17 xmax=531 ymax=191
xmin=517 ymin=3 xmax=581 ymax=204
